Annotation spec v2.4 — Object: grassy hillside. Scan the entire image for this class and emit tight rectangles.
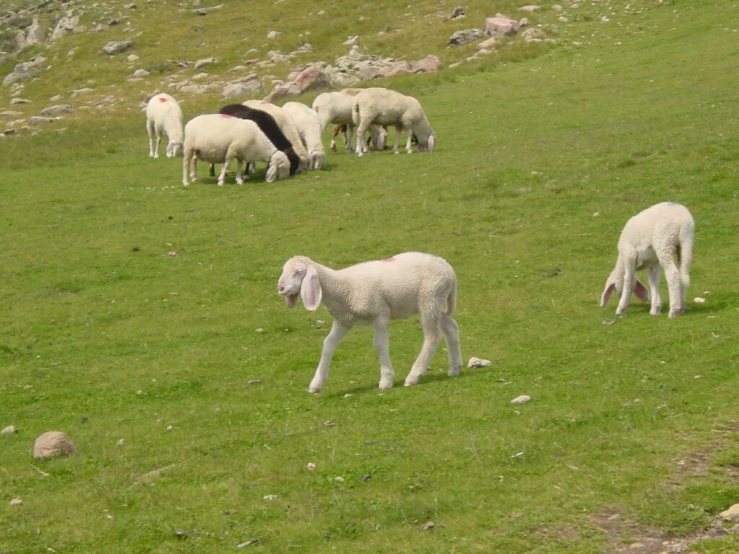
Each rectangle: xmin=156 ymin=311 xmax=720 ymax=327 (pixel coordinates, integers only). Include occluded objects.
xmin=1 ymin=1 xmax=738 ymax=553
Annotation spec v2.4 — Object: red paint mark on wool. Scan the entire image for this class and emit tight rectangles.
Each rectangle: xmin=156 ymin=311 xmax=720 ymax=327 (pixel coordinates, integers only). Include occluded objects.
xmin=219 ymin=114 xmax=233 ymax=119
xmin=158 ymin=96 xmax=168 ymax=103
xmin=381 ymin=257 xmax=395 ymax=263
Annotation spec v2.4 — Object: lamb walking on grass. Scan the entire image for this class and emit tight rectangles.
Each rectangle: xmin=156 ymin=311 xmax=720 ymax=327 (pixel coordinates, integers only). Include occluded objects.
xmin=277 ymin=252 xmax=462 ymax=392
xmin=600 ymin=202 xmax=695 ymax=318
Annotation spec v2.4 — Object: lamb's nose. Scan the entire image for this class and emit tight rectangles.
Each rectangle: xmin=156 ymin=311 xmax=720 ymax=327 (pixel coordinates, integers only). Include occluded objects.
xmin=278 ymin=285 xmax=285 ymax=293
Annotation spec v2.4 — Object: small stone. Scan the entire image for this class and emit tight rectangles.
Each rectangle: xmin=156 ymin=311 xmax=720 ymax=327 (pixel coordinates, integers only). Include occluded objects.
xmin=467 ymin=357 xmax=491 ymax=368
xmin=420 ymin=520 xmax=435 ymax=531
xmin=602 ymin=319 xmax=615 ymax=326
xmin=255 ymin=328 xmax=264 ymax=333
xmin=334 ymin=476 xmax=344 ymax=483
xmin=511 ymin=395 xmax=531 ymax=404
xmin=693 ymin=297 xmax=706 ymax=303
xmin=263 ymin=494 xmax=278 ymax=501
xmin=247 ymin=379 xmax=261 ymax=385
xmin=1 ymin=425 xmax=17 ymax=434
xmin=10 ymin=498 xmax=22 ymax=506
xmin=362 ymin=474 xmax=372 ymax=482
xmin=236 ymin=538 xmax=259 ymax=549
xmin=306 ymin=462 xmax=316 ymax=471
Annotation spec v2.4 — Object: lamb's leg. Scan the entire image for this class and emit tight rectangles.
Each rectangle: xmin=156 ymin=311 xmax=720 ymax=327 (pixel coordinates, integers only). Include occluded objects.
xmin=147 ymin=121 xmax=156 ymax=157
xmin=659 ymin=251 xmax=683 ymax=318
xmin=405 ymin=128 xmax=414 ymax=154
xmin=405 ymin=316 xmax=442 ymax=386
xmin=648 ymin=264 xmax=662 ymax=315
xmin=234 ymin=158 xmax=244 ymax=185
xmin=373 ymin=318 xmax=395 ymax=389
xmin=309 ymin=321 xmax=351 ymax=393
xmin=393 ymin=125 xmax=402 ymax=155
xmin=345 ymin=125 xmax=354 ymax=152
xmin=616 ymin=252 xmax=637 ymax=316
xmin=330 ymin=125 xmax=341 ymax=153
xmin=182 ymin=153 xmax=190 ymax=186
xmin=354 ymin=122 xmax=370 ymax=157
xmin=441 ymin=313 xmax=462 ymax=377
xmin=217 ymin=158 xmax=229 ymax=186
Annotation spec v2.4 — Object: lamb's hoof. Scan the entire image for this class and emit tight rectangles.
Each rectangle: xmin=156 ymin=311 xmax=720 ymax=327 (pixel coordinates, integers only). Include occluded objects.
xmin=404 ymin=377 xmax=419 ymax=387
xmin=379 ymin=381 xmax=394 ymax=390
xmin=448 ymin=368 xmax=461 ymax=377
xmin=308 ymin=387 xmax=322 ymax=394
xmin=650 ymin=308 xmax=661 ymax=316
xmin=668 ymin=309 xmax=682 ymax=319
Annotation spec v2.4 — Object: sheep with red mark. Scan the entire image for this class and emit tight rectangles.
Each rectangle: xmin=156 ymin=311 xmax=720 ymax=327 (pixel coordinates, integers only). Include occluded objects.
xmin=600 ymin=202 xmax=695 ymax=318
xmin=182 ymin=114 xmax=290 ymax=186
xmin=145 ymin=93 xmax=184 ymax=158
xmin=352 ymin=87 xmax=435 ymax=156
xmin=242 ymin=100 xmax=310 ymax=170
xmin=277 ymin=252 xmax=462 ymax=392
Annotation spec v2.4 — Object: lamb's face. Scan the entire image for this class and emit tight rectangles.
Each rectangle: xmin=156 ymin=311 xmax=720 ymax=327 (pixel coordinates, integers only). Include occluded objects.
xmin=278 ymin=259 xmax=307 ymax=308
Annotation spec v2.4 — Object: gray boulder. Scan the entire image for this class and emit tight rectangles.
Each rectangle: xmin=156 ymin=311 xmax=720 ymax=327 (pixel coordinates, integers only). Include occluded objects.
xmin=448 ymin=29 xmax=483 ymax=46
xmin=103 ymin=41 xmax=133 ymax=55
xmin=33 ymin=431 xmax=77 ymax=459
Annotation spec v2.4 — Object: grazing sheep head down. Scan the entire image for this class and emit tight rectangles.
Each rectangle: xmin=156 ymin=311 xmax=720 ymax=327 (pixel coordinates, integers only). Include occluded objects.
xmin=277 ymin=257 xmax=321 ymax=311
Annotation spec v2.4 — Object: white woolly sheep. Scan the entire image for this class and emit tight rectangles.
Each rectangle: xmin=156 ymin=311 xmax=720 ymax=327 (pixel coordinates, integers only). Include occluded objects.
xmin=281 ymin=101 xmax=326 ymax=170
xmin=277 ymin=252 xmax=463 ymax=392
xmin=242 ymin=100 xmax=310 ymax=169
xmin=352 ymin=87 xmax=436 ymax=156
xmin=600 ymin=202 xmax=695 ymax=318
xmin=311 ymin=91 xmax=387 ymax=153
xmin=145 ymin=93 xmax=184 ymax=158
xmin=181 ymin=114 xmax=291 ymax=186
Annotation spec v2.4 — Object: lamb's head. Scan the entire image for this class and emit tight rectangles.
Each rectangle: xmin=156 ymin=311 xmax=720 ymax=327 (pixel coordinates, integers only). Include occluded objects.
xmin=600 ymin=261 xmax=649 ymax=308
xmin=416 ymin=134 xmax=435 ymax=153
xmin=266 ymin=151 xmax=291 ymax=182
xmin=278 ymin=256 xmax=322 ymax=311
xmin=167 ymin=140 xmax=183 ymax=158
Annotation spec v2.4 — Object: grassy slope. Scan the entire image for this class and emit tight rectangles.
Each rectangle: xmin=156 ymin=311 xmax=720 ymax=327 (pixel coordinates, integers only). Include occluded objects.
xmin=1 ymin=1 xmax=738 ymax=553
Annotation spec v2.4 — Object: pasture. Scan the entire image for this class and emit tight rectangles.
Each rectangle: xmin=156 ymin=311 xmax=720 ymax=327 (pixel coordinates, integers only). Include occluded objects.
xmin=1 ymin=1 xmax=737 ymax=552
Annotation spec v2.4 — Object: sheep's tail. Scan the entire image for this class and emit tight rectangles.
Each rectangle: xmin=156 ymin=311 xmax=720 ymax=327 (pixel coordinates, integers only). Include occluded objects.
xmin=446 ymin=278 xmax=457 ymax=316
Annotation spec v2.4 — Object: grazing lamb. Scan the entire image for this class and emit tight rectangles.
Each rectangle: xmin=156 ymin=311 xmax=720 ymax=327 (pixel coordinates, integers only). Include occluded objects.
xmin=311 ymin=91 xmax=387 ymax=153
xmin=352 ymin=87 xmax=435 ymax=156
xmin=242 ymin=100 xmax=310 ymax=169
xmin=211 ymin=103 xmax=301 ymax=176
xmin=181 ymin=114 xmax=290 ymax=186
xmin=145 ymin=93 xmax=184 ymax=158
xmin=281 ymin=101 xmax=326 ymax=170
xmin=277 ymin=252 xmax=463 ymax=392
xmin=600 ymin=202 xmax=695 ymax=318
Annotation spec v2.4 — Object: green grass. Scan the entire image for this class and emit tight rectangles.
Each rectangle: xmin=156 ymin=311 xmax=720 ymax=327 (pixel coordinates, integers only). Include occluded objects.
xmin=1 ymin=1 xmax=738 ymax=553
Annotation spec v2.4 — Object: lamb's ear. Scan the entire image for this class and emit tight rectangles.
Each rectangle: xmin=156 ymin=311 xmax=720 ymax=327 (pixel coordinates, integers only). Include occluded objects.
xmin=265 ymin=164 xmax=277 ymax=183
xmin=427 ymin=135 xmax=436 ymax=153
xmin=300 ymin=265 xmax=322 ymax=311
xmin=634 ymin=278 xmax=649 ymax=302
xmin=600 ymin=277 xmax=616 ymax=307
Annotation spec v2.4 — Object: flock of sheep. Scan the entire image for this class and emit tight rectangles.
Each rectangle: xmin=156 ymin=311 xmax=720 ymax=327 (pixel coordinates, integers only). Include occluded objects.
xmin=144 ymin=89 xmax=695 ymax=393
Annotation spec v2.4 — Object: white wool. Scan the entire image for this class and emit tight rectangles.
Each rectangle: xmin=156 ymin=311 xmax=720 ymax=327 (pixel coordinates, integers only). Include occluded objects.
xmin=600 ymin=202 xmax=695 ymax=318
xmin=145 ymin=93 xmax=183 ymax=158
xmin=311 ymin=91 xmax=386 ymax=153
xmin=281 ymin=102 xmax=326 ymax=170
xmin=242 ymin=100 xmax=310 ymax=168
xmin=277 ymin=252 xmax=463 ymax=392
xmin=351 ymin=87 xmax=435 ymax=156
xmin=181 ymin=114 xmax=290 ymax=186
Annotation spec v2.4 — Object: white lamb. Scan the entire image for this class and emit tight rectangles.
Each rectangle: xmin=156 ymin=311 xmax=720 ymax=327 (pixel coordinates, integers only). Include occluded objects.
xmin=277 ymin=252 xmax=463 ymax=392
xmin=145 ymin=93 xmax=184 ymax=158
xmin=600 ymin=202 xmax=695 ymax=318
xmin=281 ymin=101 xmax=326 ymax=170
xmin=311 ymin=91 xmax=387 ymax=153
xmin=181 ymin=114 xmax=290 ymax=186
xmin=352 ymin=87 xmax=436 ymax=156
xmin=242 ymin=100 xmax=310 ymax=170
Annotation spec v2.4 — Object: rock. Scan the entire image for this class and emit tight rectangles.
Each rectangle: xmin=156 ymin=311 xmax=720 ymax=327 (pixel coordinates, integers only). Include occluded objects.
xmin=519 ymin=5 xmax=540 ymax=12
xmin=468 ymin=357 xmax=491 ymax=368
xmin=266 ymin=30 xmax=280 ymax=39
xmin=50 ymin=14 xmax=84 ymax=42
xmin=2 ymin=56 xmax=46 ymax=87
xmin=719 ymin=504 xmax=739 ymax=521
xmin=410 ymin=55 xmax=442 ymax=73
xmin=484 ymin=14 xmax=521 ymax=37
xmin=521 ymin=28 xmax=546 ymax=42
xmin=10 ymin=98 xmax=32 ymax=105
xmin=447 ymin=28 xmax=483 ymax=46
xmin=41 ymin=104 xmax=73 ymax=117
xmin=451 ymin=7 xmax=466 ymax=19
xmin=33 ymin=431 xmax=77 ymax=459
xmin=222 ymin=80 xmax=264 ymax=98
xmin=102 ymin=41 xmax=133 ymax=55
xmin=1 ymin=425 xmax=17 ymax=434
xmin=28 ymin=116 xmax=55 ymax=125
xmin=511 ymin=395 xmax=531 ymax=404
xmin=129 ymin=69 xmax=150 ymax=79
xmin=420 ymin=520 xmax=435 ymax=531
xmin=127 ymin=54 xmax=140 ymax=62
xmin=10 ymin=498 xmax=22 ymax=506
xmin=194 ymin=57 xmax=218 ymax=70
